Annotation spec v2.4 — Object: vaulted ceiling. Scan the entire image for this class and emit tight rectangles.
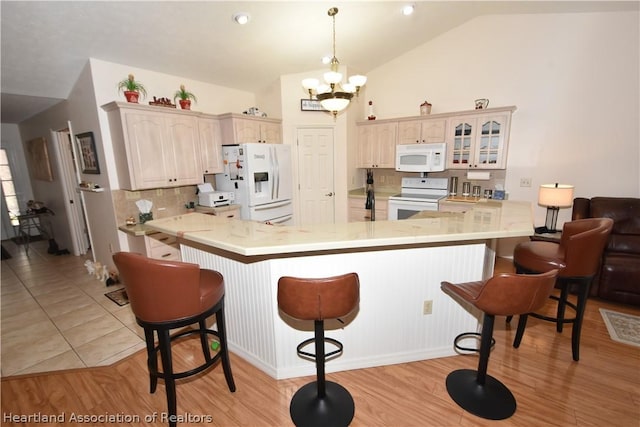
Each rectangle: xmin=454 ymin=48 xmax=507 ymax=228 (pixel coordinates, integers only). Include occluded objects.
xmin=2 ymin=1 xmax=636 ymax=123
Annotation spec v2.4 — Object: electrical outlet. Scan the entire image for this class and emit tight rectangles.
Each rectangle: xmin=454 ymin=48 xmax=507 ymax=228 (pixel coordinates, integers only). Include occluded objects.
xmin=423 ymin=300 xmax=433 ymax=315
xmin=520 ymin=177 xmax=532 ymax=187
xmin=125 ymin=191 xmax=141 ymax=200
xmin=156 ymin=189 xmax=164 ymax=196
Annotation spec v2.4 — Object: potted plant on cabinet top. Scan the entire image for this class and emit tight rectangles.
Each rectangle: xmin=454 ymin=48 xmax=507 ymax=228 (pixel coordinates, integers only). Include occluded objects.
xmin=174 ymin=84 xmax=197 ymax=110
xmin=117 ymin=74 xmax=147 ymax=103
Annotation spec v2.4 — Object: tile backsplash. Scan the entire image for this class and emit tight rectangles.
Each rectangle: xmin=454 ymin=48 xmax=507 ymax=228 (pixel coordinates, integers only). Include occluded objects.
xmin=112 ymin=185 xmax=199 ymax=225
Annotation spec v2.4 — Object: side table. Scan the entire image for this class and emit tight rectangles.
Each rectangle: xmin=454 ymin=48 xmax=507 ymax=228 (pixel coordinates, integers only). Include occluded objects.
xmin=16 ymin=213 xmax=53 ymax=255
xmin=531 ymin=231 xmax=562 ymax=243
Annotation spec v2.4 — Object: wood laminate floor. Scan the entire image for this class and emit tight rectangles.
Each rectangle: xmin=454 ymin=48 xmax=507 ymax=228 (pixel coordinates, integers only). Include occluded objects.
xmin=2 ymin=249 xmax=639 ymax=426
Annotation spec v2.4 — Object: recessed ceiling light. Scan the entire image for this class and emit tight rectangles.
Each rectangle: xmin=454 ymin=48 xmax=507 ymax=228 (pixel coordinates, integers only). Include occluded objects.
xmin=233 ymin=12 xmax=250 ymax=25
xmin=402 ymin=4 xmax=415 ymax=16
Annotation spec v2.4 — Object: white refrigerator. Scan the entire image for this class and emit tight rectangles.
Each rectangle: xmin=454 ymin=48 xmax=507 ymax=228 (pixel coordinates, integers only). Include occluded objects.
xmin=216 ymin=144 xmax=293 ymax=224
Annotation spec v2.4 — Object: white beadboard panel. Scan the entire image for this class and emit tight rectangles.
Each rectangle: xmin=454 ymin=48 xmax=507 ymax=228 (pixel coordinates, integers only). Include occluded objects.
xmin=182 ymin=245 xmax=279 ymax=376
xmin=182 ymin=242 xmax=488 ymax=379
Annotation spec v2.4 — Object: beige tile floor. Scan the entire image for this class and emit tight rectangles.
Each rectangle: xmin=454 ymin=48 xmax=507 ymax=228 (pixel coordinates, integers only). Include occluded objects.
xmin=1 ymin=239 xmax=145 ymax=377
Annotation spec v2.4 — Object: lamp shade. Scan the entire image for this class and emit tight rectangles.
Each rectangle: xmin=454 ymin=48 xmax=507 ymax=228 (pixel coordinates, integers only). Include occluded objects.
xmin=318 ymin=95 xmax=350 ymax=112
xmin=302 ymin=78 xmax=319 ymax=91
xmin=348 ymin=75 xmax=367 ymax=87
xmin=538 ymin=184 xmax=574 ymax=207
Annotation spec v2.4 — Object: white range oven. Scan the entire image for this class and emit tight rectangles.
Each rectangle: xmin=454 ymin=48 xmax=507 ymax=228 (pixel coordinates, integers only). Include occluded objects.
xmin=388 ymin=177 xmax=448 ymax=220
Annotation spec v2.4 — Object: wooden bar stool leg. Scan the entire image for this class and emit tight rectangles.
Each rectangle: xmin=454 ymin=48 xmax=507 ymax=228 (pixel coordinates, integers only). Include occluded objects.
xmin=216 ymin=306 xmax=236 ymax=392
xmin=556 ymin=283 xmax=569 ymax=332
xmin=513 ymin=314 xmax=529 ymax=348
xmin=571 ymin=278 xmax=591 ymax=361
xmin=158 ymin=329 xmax=177 ymax=427
xmin=198 ymin=319 xmax=212 ymax=362
xmin=144 ymin=328 xmax=158 ymax=394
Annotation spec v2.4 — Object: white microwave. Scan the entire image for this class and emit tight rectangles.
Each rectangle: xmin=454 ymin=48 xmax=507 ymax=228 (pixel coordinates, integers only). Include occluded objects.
xmin=395 ymin=142 xmax=446 ymax=173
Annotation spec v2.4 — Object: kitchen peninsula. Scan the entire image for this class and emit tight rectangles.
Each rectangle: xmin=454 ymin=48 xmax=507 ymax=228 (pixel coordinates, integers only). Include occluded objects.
xmin=145 ymin=200 xmax=533 ymax=379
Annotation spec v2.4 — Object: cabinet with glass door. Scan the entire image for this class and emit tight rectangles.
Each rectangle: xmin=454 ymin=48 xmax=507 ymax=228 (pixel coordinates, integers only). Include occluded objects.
xmin=446 ymin=107 xmax=515 ymax=170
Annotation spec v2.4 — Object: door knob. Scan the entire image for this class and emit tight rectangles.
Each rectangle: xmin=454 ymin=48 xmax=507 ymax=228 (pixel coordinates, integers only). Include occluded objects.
xmin=325 ymin=192 xmax=334 ymax=196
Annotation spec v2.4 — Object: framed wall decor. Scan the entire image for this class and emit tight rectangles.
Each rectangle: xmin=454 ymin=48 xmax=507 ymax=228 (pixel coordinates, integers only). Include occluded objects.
xmin=26 ymin=137 xmax=54 ymax=181
xmin=75 ymin=132 xmax=100 ymax=174
xmin=300 ymin=99 xmax=326 ymax=112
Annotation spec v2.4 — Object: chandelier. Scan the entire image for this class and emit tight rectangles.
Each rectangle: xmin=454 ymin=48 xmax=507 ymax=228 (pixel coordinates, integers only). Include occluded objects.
xmin=302 ymin=7 xmax=367 ymax=118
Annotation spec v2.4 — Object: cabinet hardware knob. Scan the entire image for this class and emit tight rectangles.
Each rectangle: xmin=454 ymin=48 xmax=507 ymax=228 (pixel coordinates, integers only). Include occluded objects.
xmin=325 ymin=192 xmax=334 ymax=196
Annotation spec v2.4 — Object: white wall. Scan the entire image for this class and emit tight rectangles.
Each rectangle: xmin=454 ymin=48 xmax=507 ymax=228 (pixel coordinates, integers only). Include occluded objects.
xmin=364 ymin=11 xmax=639 ymax=230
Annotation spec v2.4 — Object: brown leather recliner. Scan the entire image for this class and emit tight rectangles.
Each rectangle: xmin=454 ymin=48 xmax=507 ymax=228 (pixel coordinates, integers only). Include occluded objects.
xmin=113 ymin=252 xmax=235 ymax=427
xmin=572 ymin=197 xmax=640 ymax=306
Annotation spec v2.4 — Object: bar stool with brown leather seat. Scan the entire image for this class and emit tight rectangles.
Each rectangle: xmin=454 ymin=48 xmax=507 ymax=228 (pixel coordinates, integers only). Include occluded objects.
xmin=277 ymin=273 xmax=360 ymax=427
xmin=442 ymin=270 xmax=559 ymax=420
xmin=113 ymin=252 xmax=236 ymax=427
xmin=508 ymin=217 xmax=614 ymax=361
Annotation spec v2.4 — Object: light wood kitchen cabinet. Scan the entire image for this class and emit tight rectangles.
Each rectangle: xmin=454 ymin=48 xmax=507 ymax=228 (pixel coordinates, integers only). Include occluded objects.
xmin=195 ymin=204 xmax=241 ymax=219
xmin=104 ymin=102 xmax=202 ymax=190
xmin=356 ymin=122 xmax=397 ymax=168
xmin=127 ymin=232 xmax=181 ymax=261
xmin=356 ymin=106 xmax=516 ymax=171
xmin=446 ymin=108 xmax=514 ymax=170
xmin=219 ymin=113 xmax=283 ymax=144
xmin=348 ymin=197 xmax=388 ymax=222
xmin=198 ymin=115 xmax=223 ymax=174
xmin=397 ymin=118 xmax=447 ymax=145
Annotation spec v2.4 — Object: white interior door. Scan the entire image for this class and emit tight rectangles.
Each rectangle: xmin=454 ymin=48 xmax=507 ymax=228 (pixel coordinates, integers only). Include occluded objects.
xmin=297 ymin=128 xmax=334 ymax=225
xmin=51 ymin=126 xmax=90 ymax=256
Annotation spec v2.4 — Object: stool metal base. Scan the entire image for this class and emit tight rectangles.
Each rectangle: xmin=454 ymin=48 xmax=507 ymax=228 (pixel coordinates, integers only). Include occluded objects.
xmin=446 ymin=369 xmax=516 ymax=420
xmin=290 ymin=380 xmax=355 ymax=427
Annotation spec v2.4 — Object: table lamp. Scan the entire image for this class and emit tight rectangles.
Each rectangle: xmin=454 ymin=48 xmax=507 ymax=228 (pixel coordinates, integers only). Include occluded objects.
xmin=535 ymin=183 xmax=575 ymax=234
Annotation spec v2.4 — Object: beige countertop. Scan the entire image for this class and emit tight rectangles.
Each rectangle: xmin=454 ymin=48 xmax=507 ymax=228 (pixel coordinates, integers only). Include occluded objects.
xmin=119 ymin=204 xmax=241 ymax=236
xmin=145 ymin=201 xmax=533 ymax=257
xmin=117 ymin=223 xmax=159 ymax=237
xmin=348 ymin=187 xmax=399 ymax=199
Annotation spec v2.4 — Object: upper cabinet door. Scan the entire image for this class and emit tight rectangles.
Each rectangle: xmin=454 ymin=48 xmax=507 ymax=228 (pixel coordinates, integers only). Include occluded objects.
xmin=356 ymin=122 xmax=397 ymax=168
xmin=446 ymin=110 xmax=513 ymax=170
xmin=124 ymin=112 xmax=172 ymax=189
xmin=219 ymin=114 xmax=283 ymax=144
xmin=164 ymin=115 xmax=202 ymax=185
xmin=198 ymin=117 xmax=223 ymax=174
xmin=260 ymin=122 xmax=282 ymax=144
xmin=234 ymin=118 xmax=262 ymax=143
xmin=398 ymin=119 xmax=447 ymax=145
xmin=473 ymin=115 xmax=510 ymax=168
xmin=447 ymin=118 xmax=476 ymax=169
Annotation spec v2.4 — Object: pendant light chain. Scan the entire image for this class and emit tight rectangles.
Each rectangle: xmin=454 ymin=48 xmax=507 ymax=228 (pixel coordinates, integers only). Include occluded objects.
xmin=331 ymin=8 xmax=337 ymax=64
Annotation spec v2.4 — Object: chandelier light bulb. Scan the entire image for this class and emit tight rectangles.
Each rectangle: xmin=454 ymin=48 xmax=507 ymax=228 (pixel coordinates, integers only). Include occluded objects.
xmin=349 ymin=75 xmax=367 ymax=87
xmin=324 ymin=70 xmax=342 ymax=85
xmin=342 ymin=82 xmax=356 ymax=93
xmin=317 ymin=84 xmax=331 ymax=94
xmin=302 ymin=78 xmax=319 ymax=89
xmin=233 ymin=12 xmax=250 ymax=25
xmin=402 ymin=5 xmax=415 ymax=16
